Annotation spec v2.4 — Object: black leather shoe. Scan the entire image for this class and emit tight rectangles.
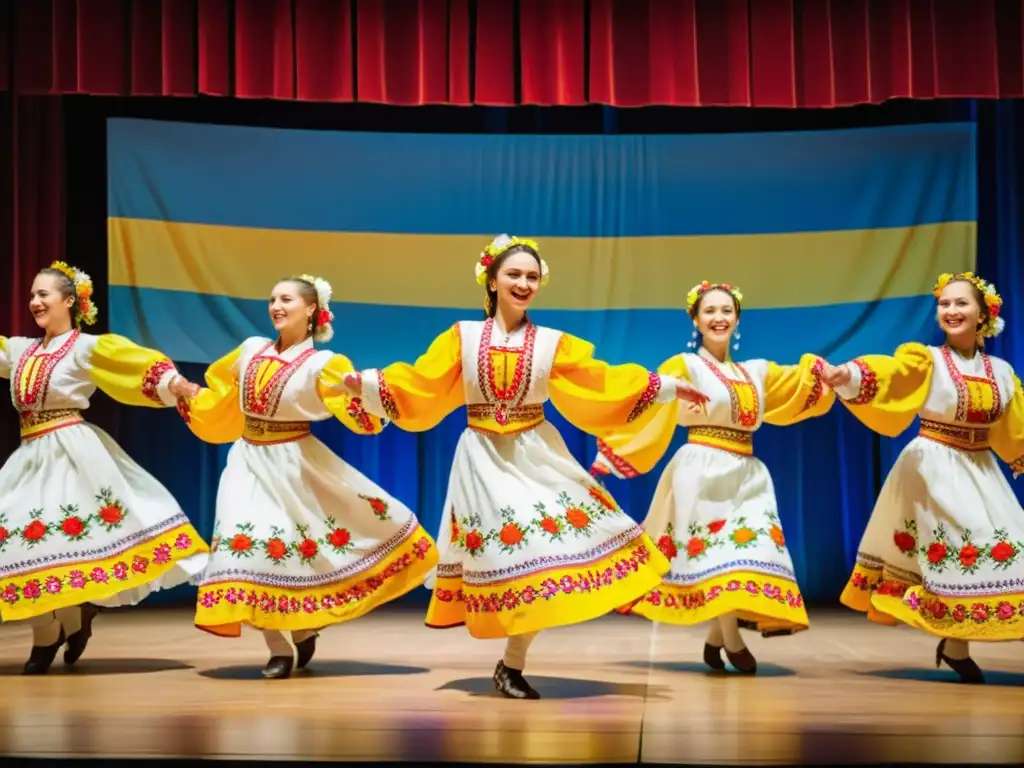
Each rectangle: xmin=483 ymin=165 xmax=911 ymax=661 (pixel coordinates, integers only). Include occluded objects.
xmin=64 ymin=603 xmax=100 ymax=666
xmin=493 ymin=660 xmax=540 ymax=699
xmin=24 ymin=629 xmax=66 ymax=675
xmin=725 ymin=646 xmax=757 ymax=674
xmin=703 ymin=642 xmax=726 ymax=671
xmin=936 ymin=639 xmax=984 ymax=684
xmin=295 ymin=634 xmax=317 ymax=670
xmin=261 ymin=655 xmax=294 ymax=679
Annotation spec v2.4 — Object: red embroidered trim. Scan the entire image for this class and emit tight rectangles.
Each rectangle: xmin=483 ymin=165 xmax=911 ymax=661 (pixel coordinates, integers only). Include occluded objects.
xmin=1009 ymin=455 xmax=1024 ymax=478
xmin=175 ymin=398 xmax=192 ymax=424
xmin=141 ymin=360 xmax=176 ymax=404
xmin=595 ymin=438 xmax=639 ymax=479
xmin=376 ymin=372 xmax=400 ymax=421
xmin=846 ymin=360 xmax=878 ymax=405
xmin=346 ymin=397 xmax=376 ymax=432
xmin=801 ymin=358 xmax=825 ymax=412
xmin=626 ymin=372 xmax=661 ymax=424
xmin=14 ymin=331 xmax=80 ymax=409
xmin=243 ymin=342 xmax=317 ymax=418
xmin=699 ymin=356 xmax=759 ymax=427
xmin=941 ymin=345 xmax=1002 ymax=424
xmin=477 ymin=318 xmax=536 ymax=426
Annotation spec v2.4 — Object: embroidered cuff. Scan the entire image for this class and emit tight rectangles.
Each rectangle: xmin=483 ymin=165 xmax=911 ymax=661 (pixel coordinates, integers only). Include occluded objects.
xmin=835 ymin=360 xmax=875 ymax=404
xmin=626 ymin=372 xmax=662 ymax=423
xmin=362 ymin=368 xmax=399 ymax=421
xmin=593 ymin=439 xmax=638 ymax=480
xmin=142 ymin=360 xmax=179 ymax=407
xmin=802 ymin=358 xmax=826 ymax=411
xmin=655 ymin=375 xmax=682 ymax=404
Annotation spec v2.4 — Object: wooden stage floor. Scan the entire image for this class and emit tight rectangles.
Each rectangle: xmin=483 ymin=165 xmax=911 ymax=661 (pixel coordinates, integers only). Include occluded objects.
xmin=1 ymin=605 xmax=1023 ymax=765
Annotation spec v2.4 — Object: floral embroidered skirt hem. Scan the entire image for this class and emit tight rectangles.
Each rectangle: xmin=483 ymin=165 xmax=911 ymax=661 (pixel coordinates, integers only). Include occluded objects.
xmin=195 ymin=524 xmax=437 ymax=636
xmin=841 ymin=562 xmax=1024 ymax=640
xmin=839 ymin=438 xmax=1024 ymax=641
xmin=425 ymin=530 xmax=670 ymax=639
xmin=1 ymin=521 xmax=208 ymax=622
xmin=621 ymin=568 xmax=809 ymax=632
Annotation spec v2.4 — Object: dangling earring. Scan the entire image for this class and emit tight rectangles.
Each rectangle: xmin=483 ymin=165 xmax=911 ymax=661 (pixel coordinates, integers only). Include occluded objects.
xmin=732 ymin=323 xmax=741 ymax=352
xmin=687 ymin=329 xmax=698 ymax=349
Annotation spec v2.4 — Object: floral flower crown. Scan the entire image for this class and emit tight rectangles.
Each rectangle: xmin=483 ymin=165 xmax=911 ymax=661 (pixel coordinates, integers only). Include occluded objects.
xmin=475 ymin=234 xmax=550 ymax=286
xmin=297 ymin=273 xmax=335 ymax=343
xmin=933 ymin=271 xmax=1005 ymax=338
xmin=49 ymin=260 xmax=98 ymax=327
xmin=685 ymin=281 xmax=743 ymax=315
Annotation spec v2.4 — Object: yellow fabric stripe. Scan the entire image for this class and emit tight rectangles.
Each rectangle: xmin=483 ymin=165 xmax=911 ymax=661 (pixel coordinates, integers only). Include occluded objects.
xmin=108 ymin=217 xmax=976 ymax=311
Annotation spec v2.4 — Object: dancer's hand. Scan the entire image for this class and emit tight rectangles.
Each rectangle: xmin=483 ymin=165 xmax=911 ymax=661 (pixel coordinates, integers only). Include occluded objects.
xmin=675 ymin=381 xmax=710 ymax=412
xmin=169 ymin=375 xmax=200 ymax=399
xmin=821 ymin=363 xmax=851 ymax=388
xmin=342 ymin=372 xmax=362 ymax=395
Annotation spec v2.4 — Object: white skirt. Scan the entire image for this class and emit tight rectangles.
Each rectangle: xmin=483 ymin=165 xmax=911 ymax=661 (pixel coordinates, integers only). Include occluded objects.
xmin=194 ymin=433 xmax=437 ymax=635
xmin=0 ymin=421 xmax=209 ymax=622
xmin=842 ymin=436 xmax=1024 ymax=641
xmin=624 ymin=442 xmax=809 ymax=632
xmin=426 ymin=421 xmax=670 ymax=639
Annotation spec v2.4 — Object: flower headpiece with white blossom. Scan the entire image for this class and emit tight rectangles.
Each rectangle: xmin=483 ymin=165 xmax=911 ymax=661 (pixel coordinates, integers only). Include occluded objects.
xmin=297 ymin=273 xmax=335 ymax=343
xmin=474 ymin=234 xmax=550 ymax=286
xmin=48 ymin=261 xmax=98 ymax=327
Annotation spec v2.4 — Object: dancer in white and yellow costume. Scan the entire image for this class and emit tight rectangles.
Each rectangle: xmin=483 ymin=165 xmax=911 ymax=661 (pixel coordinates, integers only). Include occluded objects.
xmin=591 ymin=281 xmax=833 ymax=673
xmin=0 ymin=262 xmax=209 ymax=674
xmin=342 ymin=235 xmax=710 ymax=699
xmin=174 ymin=274 xmax=437 ymax=679
xmin=824 ymin=272 xmax=1024 ymax=683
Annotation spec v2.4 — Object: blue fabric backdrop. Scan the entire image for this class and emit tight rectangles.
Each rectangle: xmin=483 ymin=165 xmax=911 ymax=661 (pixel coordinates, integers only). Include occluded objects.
xmin=62 ymin=97 xmax=1024 ymax=607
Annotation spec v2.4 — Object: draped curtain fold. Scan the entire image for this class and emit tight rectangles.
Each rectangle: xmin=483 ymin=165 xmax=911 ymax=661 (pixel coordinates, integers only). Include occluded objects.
xmin=1 ymin=0 xmax=1023 ymax=107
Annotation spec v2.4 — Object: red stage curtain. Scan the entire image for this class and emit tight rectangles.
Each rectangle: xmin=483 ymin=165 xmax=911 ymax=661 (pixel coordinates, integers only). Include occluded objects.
xmin=0 ymin=0 xmax=1022 ymax=107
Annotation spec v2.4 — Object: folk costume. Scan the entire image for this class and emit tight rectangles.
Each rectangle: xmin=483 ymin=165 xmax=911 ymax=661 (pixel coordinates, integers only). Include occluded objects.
xmin=178 ymin=274 xmax=437 ymax=678
xmin=591 ymin=281 xmax=833 ymax=673
xmin=350 ymin=235 xmax=679 ymax=699
xmin=0 ymin=261 xmax=209 ymax=674
xmin=837 ymin=272 xmax=1024 ymax=683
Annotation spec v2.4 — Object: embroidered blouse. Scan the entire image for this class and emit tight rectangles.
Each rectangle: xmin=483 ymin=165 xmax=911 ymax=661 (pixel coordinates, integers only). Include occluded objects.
xmin=355 ymin=319 xmax=683 ymax=439
xmin=180 ymin=336 xmax=386 ymax=443
xmin=590 ymin=349 xmax=832 ymax=479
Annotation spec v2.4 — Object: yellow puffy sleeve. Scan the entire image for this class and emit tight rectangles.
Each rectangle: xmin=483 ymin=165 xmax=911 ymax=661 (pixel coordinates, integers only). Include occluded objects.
xmin=86 ymin=333 xmax=182 ymax=408
xmin=549 ymin=333 xmax=678 ymax=440
xmin=588 ymin=354 xmax=689 ymax=479
xmin=361 ymin=324 xmax=465 ymax=432
xmin=835 ymin=341 xmax=934 ymax=437
xmin=180 ymin=346 xmax=245 ymax=444
xmin=316 ymin=353 xmax=387 ymax=436
xmin=0 ymin=336 xmax=10 ymax=379
xmin=762 ymin=354 xmax=836 ymax=427
xmin=990 ymin=371 xmax=1024 ymax=478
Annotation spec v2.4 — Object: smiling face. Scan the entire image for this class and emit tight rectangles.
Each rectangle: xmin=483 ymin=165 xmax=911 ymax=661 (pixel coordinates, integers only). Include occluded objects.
xmin=937 ymin=279 xmax=984 ymax=343
xmin=489 ymin=249 xmax=542 ymax=315
xmin=268 ymin=280 xmax=316 ymax=339
xmin=693 ymin=288 xmax=739 ymax=345
xmin=29 ymin=271 xmax=75 ymax=333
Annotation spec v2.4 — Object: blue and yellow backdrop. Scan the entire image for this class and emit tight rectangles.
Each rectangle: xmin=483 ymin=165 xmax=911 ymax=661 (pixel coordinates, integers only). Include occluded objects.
xmin=104 ymin=116 xmax=1016 ymax=603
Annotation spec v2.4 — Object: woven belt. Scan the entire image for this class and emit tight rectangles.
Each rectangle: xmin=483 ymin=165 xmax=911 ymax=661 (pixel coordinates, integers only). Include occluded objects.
xmin=242 ymin=416 xmax=312 ymax=445
xmin=687 ymin=425 xmax=754 ymax=456
xmin=466 ymin=403 xmax=545 ymax=435
xmin=919 ymin=419 xmax=990 ymax=451
xmin=19 ymin=409 xmax=83 ymax=440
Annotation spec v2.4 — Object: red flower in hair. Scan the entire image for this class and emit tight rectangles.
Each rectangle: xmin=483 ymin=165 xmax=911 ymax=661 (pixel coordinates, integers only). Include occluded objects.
xmin=316 ymin=308 xmax=331 ymax=328
xmin=480 ymin=254 xmax=494 ymax=268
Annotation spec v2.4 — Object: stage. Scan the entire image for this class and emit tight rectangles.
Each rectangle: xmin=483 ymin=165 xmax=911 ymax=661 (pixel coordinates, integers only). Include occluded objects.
xmin=1 ymin=605 xmax=1023 ymax=765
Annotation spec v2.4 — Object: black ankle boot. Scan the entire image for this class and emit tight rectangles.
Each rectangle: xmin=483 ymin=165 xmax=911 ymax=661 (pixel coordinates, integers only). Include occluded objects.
xmin=936 ymin=639 xmax=984 ymax=684
xmin=295 ymin=634 xmax=317 ymax=670
xmin=703 ymin=642 xmax=726 ymax=671
xmin=493 ymin=660 xmax=540 ymax=699
xmin=24 ymin=629 xmax=66 ymax=676
xmin=262 ymin=655 xmax=294 ymax=679
xmin=64 ymin=603 xmax=100 ymax=666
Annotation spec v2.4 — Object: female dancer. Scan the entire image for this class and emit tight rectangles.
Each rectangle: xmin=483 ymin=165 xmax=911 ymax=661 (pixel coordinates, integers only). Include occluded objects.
xmin=342 ymin=235 xmax=710 ymax=699
xmin=0 ymin=261 xmax=209 ymax=674
xmin=824 ymin=272 xmax=1024 ymax=683
xmin=590 ymin=281 xmax=833 ymax=674
xmin=173 ymin=274 xmax=437 ymax=679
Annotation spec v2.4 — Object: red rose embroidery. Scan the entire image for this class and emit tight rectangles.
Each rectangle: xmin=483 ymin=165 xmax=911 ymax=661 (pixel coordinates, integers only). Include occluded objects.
xmin=22 ymin=520 xmax=47 ymax=541
xmin=328 ymin=529 xmax=351 ymax=548
xmin=61 ymin=517 xmax=85 ymax=536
